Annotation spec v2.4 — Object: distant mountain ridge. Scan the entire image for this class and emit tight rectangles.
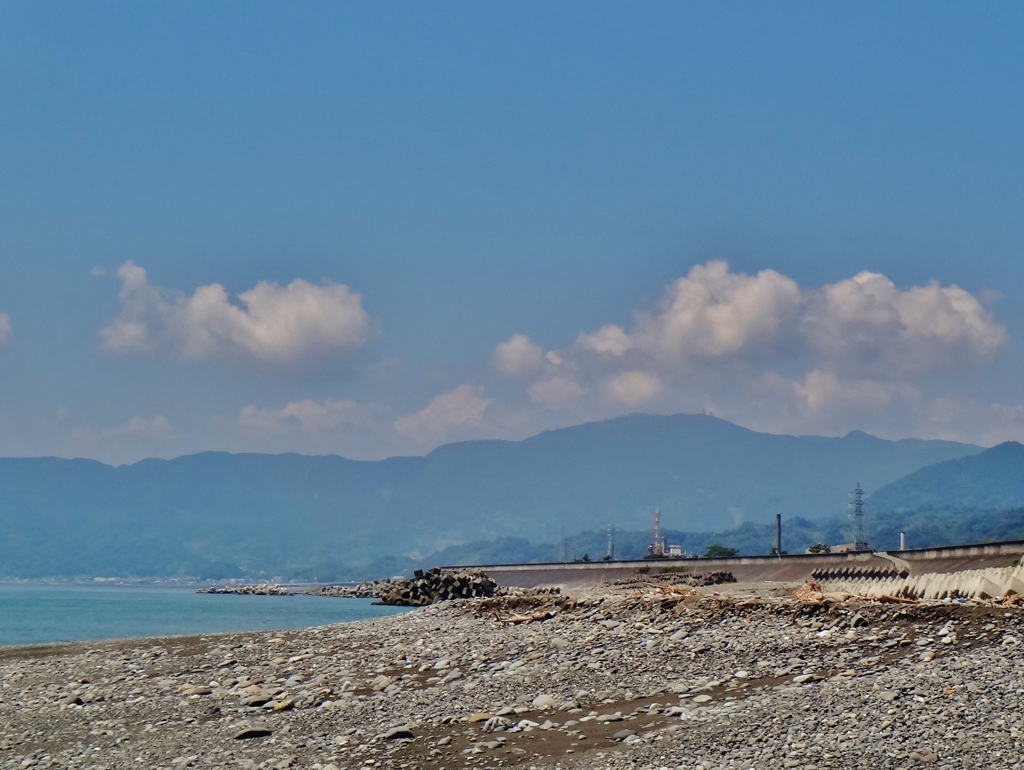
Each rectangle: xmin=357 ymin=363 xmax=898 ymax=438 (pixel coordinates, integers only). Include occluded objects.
xmin=869 ymin=441 xmax=1024 ymax=513
xmin=0 ymin=413 xmax=981 ymax=579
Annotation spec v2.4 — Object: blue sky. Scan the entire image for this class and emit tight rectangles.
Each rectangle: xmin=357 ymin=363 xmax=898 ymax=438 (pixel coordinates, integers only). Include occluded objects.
xmin=2 ymin=2 xmax=1024 ymax=463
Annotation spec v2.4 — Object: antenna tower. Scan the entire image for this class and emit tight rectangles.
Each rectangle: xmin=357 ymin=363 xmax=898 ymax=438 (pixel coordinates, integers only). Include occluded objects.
xmin=648 ymin=508 xmax=666 ymax=557
xmin=605 ymin=524 xmax=616 ymax=561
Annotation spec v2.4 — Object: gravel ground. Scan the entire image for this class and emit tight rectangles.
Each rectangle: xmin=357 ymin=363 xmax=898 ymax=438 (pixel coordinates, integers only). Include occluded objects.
xmin=1 ymin=582 xmax=1022 ymax=770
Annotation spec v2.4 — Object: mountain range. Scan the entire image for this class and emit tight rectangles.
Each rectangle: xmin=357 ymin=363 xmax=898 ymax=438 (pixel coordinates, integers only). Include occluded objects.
xmin=0 ymin=412 xmax=993 ymax=580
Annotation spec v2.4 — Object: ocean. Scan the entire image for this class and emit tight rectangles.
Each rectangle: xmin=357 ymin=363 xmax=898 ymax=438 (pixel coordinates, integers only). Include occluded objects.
xmin=0 ymin=584 xmax=409 ymax=647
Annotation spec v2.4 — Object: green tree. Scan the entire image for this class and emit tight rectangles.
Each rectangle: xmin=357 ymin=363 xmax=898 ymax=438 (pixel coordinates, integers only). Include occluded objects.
xmin=703 ymin=544 xmax=739 ymax=558
xmin=806 ymin=542 xmax=831 ymax=554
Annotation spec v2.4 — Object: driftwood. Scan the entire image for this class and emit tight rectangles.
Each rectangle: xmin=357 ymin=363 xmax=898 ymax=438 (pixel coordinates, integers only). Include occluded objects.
xmin=494 ymin=609 xmax=558 ymax=625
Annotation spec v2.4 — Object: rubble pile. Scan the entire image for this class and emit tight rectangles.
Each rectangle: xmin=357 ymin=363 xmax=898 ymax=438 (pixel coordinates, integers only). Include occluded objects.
xmin=614 ymin=569 xmax=736 ymax=589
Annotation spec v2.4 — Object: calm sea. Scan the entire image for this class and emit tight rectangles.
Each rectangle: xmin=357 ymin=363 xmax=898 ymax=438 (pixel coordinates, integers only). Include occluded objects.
xmin=0 ymin=584 xmax=409 ymax=647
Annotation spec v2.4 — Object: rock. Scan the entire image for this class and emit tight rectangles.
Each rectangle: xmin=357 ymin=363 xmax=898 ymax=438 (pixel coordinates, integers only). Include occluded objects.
xmin=437 ymin=736 xmax=452 ymax=746
xmin=467 ymin=712 xmax=492 ymax=723
xmin=595 ymin=712 xmax=623 ymax=722
xmin=532 ymin=694 xmax=558 ymax=709
xmin=370 ymin=675 xmax=392 ymax=691
xmin=483 ymin=716 xmax=512 ymax=732
xmin=233 ymin=726 xmax=273 ymax=740
xmin=692 ymin=694 xmax=712 ymax=704
xmin=909 ymin=747 xmax=939 ymax=764
xmin=384 ymin=725 xmax=415 ymax=740
xmin=612 ymin=729 xmax=636 ymax=741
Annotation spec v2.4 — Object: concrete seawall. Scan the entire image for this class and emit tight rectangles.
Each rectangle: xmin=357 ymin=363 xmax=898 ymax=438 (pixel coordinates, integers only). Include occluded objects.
xmin=465 ymin=538 xmax=1024 ymax=588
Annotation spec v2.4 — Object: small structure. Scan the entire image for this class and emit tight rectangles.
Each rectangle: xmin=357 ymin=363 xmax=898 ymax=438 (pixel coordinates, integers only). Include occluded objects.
xmin=772 ymin=512 xmax=784 ymax=555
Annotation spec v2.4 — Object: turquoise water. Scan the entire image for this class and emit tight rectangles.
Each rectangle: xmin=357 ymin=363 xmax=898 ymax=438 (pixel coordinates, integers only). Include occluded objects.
xmin=0 ymin=584 xmax=409 ymax=646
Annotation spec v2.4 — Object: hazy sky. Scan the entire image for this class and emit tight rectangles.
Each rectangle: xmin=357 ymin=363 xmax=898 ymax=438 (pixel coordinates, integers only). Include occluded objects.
xmin=2 ymin=2 xmax=1024 ymax=463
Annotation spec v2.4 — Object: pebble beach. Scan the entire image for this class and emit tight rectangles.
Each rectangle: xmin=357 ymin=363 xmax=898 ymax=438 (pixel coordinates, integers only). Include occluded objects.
xmin=2 ymin=582 xmax=1022 ymax=770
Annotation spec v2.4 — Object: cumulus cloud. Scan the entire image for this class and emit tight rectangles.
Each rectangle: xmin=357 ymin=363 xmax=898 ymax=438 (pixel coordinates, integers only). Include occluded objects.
xmin=238 ymin=399 xmax=373 ymax=434
xmin=492 ymin=334 xmax=546 ymax=377
xmin=576 ymin=324 xmax=633 ymax=357
xmin=804 ymin=271 xmax=1006 ymax=378
xmin=0 ymin=314 xmax=10 ymax=346
xmin=100 ymin=261 xmax=371 ymax=366
xmin=496 ymin=260 xmax=1010 ymax=440
xmin=569 ymin=261 xmax=1005 ymax=378
xmin=603 ymin=370 xmax=663 ymax=407
xmin=528 ymin=376 xmax=585 ymax=408
xmin=762 ymin=370 xmax=918 ymax=415
xmin=578 ymin=261 xmax=803 ymax=364
xmin=394 ymin=384 xmax=491 ymax=443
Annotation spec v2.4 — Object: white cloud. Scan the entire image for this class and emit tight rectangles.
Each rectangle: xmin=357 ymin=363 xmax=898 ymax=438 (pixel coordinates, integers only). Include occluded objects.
xmin=569 ymin=261 xmax=1005 ymax=378
xmin=764 ymin=370 xmax=918 ymax=414
xmin=492 ymin=333 xmax=546 ymax=377
xmin=528 ymin=376 xmax=585 ymax=408
xmin=101 ymin=261 xmax=372 ymax=366
xmin=576 ymin=324 xmax=633 ymax=357
xmin=395 ymin=384 xmax=491 ymax=443
xmin=238 ymin=399 xmax=373 ymax=433
xmin=603 ymin=370 xmax=663 ymax=407
xmin=0 ymin=314 xmax=10 ymax=346
xmin=804 ymin=271 xmax=1006 ymax=378
xmin=577 ymin=261 xmax=803 ymax=364
xmin=89 ymin=266 xmax=107 ymax=277
xmin=498 ymin=261 xmax=1009 ymax=443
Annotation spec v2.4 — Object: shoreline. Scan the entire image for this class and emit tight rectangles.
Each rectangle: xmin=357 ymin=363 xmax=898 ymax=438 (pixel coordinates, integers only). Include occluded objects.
xmin=0 ymin=582 xmax=1020 ymax=768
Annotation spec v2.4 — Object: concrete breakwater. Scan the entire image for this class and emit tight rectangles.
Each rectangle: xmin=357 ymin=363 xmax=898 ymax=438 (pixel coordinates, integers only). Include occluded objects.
xmin=309 ymin=568 xmax=500 ymax=606
xmin=197 ymin=584 xmax=294 ymax=596
xmin=820 ymin=561 xmax=1024 ymax=602
xmin=205 ymin=569 xmax=502 ymax=606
